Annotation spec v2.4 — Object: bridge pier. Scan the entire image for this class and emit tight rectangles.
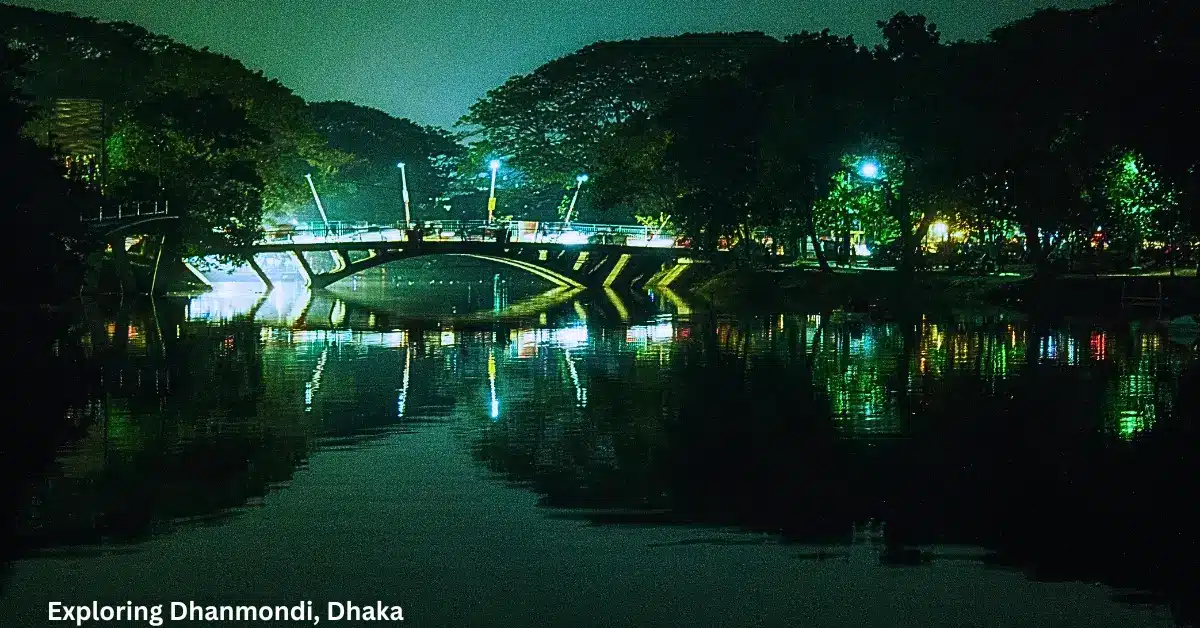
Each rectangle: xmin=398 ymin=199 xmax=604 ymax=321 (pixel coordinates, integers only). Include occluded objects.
xmin=330 ymin=250 xmax=349 ymax=274
xmin=246 ymin=254 xmax=273 ymax=291
xmin=203 ymin=240 xmax=690 ymax=292
xmin=108 ymin=234 xmax=136 ymax=295
xmin=290 ymin=250 xmax=316 ymax=287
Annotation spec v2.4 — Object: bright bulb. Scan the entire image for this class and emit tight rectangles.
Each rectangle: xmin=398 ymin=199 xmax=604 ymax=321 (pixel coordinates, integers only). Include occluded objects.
xmin=397 ymin=162 xmax=405 ymax=168
xmin=490 ymin=160 xmax=500 ymax=170
xmin=859 ymin=162 xmax=880 ymax=179
xmin=577 ymin=174 xmax=589 ymax=183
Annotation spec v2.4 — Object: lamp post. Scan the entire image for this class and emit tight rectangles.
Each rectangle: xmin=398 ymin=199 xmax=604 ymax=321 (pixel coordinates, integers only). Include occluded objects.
xmin=563 ymin=173 xmax=588 ymax=226
xmin=858 ymin=159 xmax=905 ymax=272
xmin=487 ymin=159 xmax=500 ymax=223
xmin=857 ymin=159 xmax=891 ymax=215
xmin=303 ymin=173 xmax=331 ymax=235
xmin=397 ymin=162 xmax=411 ymax=227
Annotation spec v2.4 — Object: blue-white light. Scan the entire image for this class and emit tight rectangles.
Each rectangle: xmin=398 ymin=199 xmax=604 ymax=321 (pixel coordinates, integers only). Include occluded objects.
xmin=558 ymin=231 xmax=589 ymax=245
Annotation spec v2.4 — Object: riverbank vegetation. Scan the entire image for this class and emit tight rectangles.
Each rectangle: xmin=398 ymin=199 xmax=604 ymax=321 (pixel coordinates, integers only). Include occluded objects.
xmin=4 ymin=0 xmax=1196 ymax=306
xmin=463 ymin=0 xmax=1196 ymax=282
xmin=1 ymin=4 xmax=472 ymax=300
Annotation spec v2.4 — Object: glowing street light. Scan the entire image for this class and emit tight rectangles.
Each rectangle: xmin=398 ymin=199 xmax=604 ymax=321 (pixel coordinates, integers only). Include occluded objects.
xmin=487 ymin=159 xmax=501 ymax=223
xmin=396 ymin=162 xmax=411 ymax=227
xmin=930 ymin=221 xmax=949 ymax=241
xmin=563 ymin=173 xmax=588 ymax=226
xmin=858 ymin=160 xmax=881 ymax=180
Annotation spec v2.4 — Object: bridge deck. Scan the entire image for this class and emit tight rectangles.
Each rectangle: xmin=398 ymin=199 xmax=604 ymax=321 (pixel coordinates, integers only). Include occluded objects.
xmin=206 ymin=239 xmax=683 ymax=257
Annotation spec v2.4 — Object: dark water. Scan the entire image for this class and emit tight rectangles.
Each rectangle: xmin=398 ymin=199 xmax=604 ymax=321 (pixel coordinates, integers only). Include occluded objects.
xmin=2 ymin=262 xmax=1197 ymax=627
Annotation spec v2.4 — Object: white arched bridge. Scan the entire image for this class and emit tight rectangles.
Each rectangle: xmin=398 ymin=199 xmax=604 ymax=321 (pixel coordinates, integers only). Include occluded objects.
xmin=201 ymin=220 xmax=694 ymax=291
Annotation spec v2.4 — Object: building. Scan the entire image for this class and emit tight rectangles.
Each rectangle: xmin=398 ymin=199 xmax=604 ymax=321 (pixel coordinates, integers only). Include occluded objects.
xmin=45 ymin=98 xmax=106 ymax=188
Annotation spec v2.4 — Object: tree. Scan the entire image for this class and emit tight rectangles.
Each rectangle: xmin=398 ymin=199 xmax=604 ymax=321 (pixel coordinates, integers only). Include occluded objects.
xmin=2 ymin=5 xmax=353 ymax=235
xmin=590 ymin=113 xmax=682 ymax=228
xmin=1096 ymin=150 xmax=1179 ymax=268
xmin=654 ymin=75 xmax=773 ymax=255
xmin=460 ymin=32 xmax=779 ymax=189
xmin=105 ymin=91 xmax=266 ymax=255
xmin=0 ymin=40 xmax=89 ymax=304
xmin=308 ymin=101 xmax=467 ymax=224
xmin=750 ymin=30 xmax=879 ymax=270
xmin=956 ymin=8 xmax=1111 ymax=273
xmin=813 ymin=155 xmax=898 ymax=254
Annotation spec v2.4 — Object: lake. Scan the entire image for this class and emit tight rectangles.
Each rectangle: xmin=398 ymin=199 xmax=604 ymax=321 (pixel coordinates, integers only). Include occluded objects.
xmin=2 ymin=260 xmax=1195 ymax=627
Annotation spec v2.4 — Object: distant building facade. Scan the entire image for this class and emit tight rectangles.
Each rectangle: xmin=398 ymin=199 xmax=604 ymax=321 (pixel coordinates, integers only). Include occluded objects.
xmin=44 ymin=98 xmax=106 ymax=188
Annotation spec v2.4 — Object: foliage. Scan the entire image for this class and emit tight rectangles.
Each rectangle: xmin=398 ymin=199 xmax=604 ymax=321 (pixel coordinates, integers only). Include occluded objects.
xmin=1097 ymin=151 xmax=1179 ymax=254
xmin=460 ymin=32 xmax=779 ymax=188
xmin=0 ymin=39 xmax=89 ymax=303
xmin=105 ymin=91 xmax=266 ymax=253
xmin=530 ymin=2 xmax=1197 ymax=273
xmin=590 ymin=113 xmax=678 ymax=225
xmin=307 ymin=101 xmax=467 ymax=224
xmin=635 ymin=212 xmax=673 ymax=235
xmin=1 ymin=4 xmax=352 ymax=250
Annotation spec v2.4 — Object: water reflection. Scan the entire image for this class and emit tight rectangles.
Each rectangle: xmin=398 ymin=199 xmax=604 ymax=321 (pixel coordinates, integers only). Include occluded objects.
xmin=3 ymin=295 xmax=1197 ymax=625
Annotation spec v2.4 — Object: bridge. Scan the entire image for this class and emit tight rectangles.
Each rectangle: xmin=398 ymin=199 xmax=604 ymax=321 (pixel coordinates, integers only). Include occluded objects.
xmin=81 ymin=202 xmax=178 ymax=237
xmin=81 ymin=210 xmax=697 ymax=292
xmin=202 ymin=220 xmax=694 ymax=291
xmin=82 ymin=202 xmax=180 ymax=294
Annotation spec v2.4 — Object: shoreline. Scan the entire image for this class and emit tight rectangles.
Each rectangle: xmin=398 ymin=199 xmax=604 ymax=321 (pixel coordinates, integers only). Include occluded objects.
xmin=686 ymin=266 xmax=1200 ymax=318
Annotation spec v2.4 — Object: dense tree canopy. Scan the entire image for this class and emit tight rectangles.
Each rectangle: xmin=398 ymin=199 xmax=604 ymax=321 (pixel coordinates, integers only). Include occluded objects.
xmin=460 ymin=32 xmax=779 ymax=188
xmin=2 ymin=4 xmax=488 ymax=261
xmin=466 ymin=0 xmax=1198 ymax=275
xmin=308 ymin=101 xmax=467 ymax=225
xmin=0 ymin=41 xmax=88 ymax=304
xmin=4 ymin=0 xmax=1198 ymax=286
xmin=1 ymin=4 xmax=352 ymax=249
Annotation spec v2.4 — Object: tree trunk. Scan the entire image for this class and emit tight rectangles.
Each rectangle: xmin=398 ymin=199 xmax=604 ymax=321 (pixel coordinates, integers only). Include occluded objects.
xmin=893 ymin=188 xmax=914 ymax=277
xmin=806 ymin=210 xmax=830 ymax=273
xmin=841 ymin=229 xmax=851 ymax=268
xmin=1024 ymin=222 xmax=1050 ymax=276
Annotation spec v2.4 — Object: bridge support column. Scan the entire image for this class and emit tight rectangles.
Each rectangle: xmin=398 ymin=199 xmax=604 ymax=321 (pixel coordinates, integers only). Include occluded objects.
xmin=290 ymin=250 xmax=314 ymax=287
xmin=330 ymin=250 xmax=348 ymax=273
xmin=603 ymin=254 xmax=632 ymax=287
xmin=108 ymin=234 xmax=135 ymax=295
xmin=246 ymin=254 xmax=273 ymax=292
xmin=150 ymin=234 xmax=169 ymax=295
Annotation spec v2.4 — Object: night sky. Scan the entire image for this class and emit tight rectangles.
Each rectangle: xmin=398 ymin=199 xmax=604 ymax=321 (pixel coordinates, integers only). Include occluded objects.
xmin=14 ymin=0 xmax=1104 ymax=129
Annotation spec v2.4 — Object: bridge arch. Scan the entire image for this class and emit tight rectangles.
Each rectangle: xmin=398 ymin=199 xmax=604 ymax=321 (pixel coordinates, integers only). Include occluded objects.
xmin=290 ymin=248 xmax=586 ymax=290
xmin=88 ymin=215 xmax=180 ymax=240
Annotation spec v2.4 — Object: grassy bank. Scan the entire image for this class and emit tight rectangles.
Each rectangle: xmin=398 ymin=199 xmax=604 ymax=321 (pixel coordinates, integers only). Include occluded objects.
xmin=691 ymin=266 xmax=1200 ymax=316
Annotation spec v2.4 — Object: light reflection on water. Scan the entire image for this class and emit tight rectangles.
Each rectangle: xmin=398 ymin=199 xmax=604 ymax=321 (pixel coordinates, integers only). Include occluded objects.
xmin=3 ymin=287 xmax=1197 ymax=626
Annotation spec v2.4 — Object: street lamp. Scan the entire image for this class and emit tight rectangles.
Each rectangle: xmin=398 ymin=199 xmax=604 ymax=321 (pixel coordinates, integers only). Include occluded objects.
xmin=303 ymin=173 xmax=331 ymax=234
xmin=396 ymin=162 xmax=411 ymax=227
xmin=856 ymin=158 xmax=912 ymax=272
xmin=487 ymin=159 xmax=500 ymax=223
xmin=563 ymin=173 xmax=588 ymax=226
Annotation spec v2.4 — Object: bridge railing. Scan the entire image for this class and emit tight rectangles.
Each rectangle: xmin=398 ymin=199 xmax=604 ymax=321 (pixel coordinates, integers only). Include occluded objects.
xmin=263 ymin=219 xmax=682 ymax=247
xmin=268 ymin=220 xmax=372 ymax=241
xmin=81 ymin=201 xmax=171 ymax=223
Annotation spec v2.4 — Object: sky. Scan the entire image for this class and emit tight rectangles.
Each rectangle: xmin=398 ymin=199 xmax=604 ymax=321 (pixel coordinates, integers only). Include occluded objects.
xmin=13 ymin=0 xmax=1105 ymax=129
